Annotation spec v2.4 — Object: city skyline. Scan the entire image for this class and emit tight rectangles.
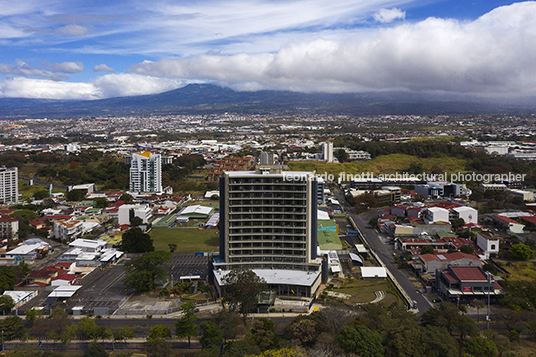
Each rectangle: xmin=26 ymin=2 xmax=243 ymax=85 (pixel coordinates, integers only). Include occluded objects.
xmin=0 ymin=1 xmax=533 ymax=101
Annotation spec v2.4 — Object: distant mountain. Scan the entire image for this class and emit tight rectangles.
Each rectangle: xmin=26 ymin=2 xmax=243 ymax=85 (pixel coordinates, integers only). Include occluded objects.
xmin=1 ymin=83 xmax=535 ymax=119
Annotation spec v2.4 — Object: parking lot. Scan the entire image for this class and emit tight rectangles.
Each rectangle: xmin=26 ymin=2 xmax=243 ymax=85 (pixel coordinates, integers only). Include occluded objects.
xmin=169 ymin=252 xmax=210 ymax=281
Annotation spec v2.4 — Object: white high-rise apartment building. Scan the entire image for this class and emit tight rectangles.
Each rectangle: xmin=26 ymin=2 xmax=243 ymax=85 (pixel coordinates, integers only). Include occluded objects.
xmin=129 ymin=152 xmax=162 ymax=194
xmin=0 ymin=167 xmax=18 ymax=204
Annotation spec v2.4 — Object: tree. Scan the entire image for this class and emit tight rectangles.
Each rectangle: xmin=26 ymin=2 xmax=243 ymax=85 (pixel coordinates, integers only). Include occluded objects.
xmin=334 ymin=149 xmax=349 ymax=163
xmin=130 ymin=216 xmax=143 ymax=227
xmin=463 ymin=336 xmax=498 ymax=357
xmin=119 ymin=193 xmax=134 ymax=203
xmin=148 ymin=338 xmax=172 ymax=357
xmin=286 ymin=318 xmax=318 ymax=347
xmin=356 ymin=193 xmax=377 ymax=208
xmin=215 ymin=310 xmax=245 ymax=342
xmin=34 ymin=190 xmax=50 ymax=200
xmin=120 ymin=227 xmax=154 ymax=253
xmin=510 ymin=243 xmax=534 ymax=260
xmin=339 ymin=325 xmax=384 ymax=357
xmin=66 ymin=189 xmax=85 ymax=202
xmin=25 ymin=308 xmax=42 ymax=326
xmin=84 ymin=341 xmax=109 ymax=357
xmin=70 ymin=317 xmax=110 ymax=341
xmin=31 ymin=308 xmax=73 ymax=343
xmin=94 ymin=198 xmax=108 ymax=209
xmin=450 ymin=218 xmax=466 ymax=230
xmin=222 ymin=268 xmax=267 ymax=320
xmin=460 ymin=245 xmax=474 ymax=255
xmin=175 ymin=302 xmax=198 ymax=347
xmin=168 ymin=243 xmax=177 ymax=253
xmin=123 ymin=251 xmax=171 ymax=292
xmin=199 ymin=321 xmax=223 ymax=350
xmin=248 ymin=318 xmax=279 ymax=351
xmin=0 ymin=295 xmax=15 ymax=314
xmin=0 ymin=315 xmax=25 ymax=340
xmin=421 ymin=246 xmax=434 ymax=255
xmin=149 ymin=324 xmax=171 ymax=340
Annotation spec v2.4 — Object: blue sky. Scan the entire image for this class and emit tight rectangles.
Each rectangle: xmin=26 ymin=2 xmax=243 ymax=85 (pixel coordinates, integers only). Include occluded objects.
xmin=0 ymin=0 xmax=534 ymax=100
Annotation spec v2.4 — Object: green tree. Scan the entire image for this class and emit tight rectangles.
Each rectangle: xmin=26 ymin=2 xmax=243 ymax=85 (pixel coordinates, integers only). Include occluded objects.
xmin=0 ymin=295 xmax=15 ymax=314
xmin=84 ymin=341 xmax=109 ymax=357
xmin=119 ymin=193 xmax=134 ymax=203
xmin=149 ymin=324 xmax=171 ymax=340
xmin=421 ymin=246 xmax=434 ymax=255
xmin=199 ymin=321 xmax=223 ymax=350
xmin=463 ymin=336 xmax=498 ymax=357
xmin=223 ymin=339 xmax=261 ymax=357
xmin=33 ymin=190 xmax=50 ymax=200
xmin=222 ymin=268 xmax=267 ymax=320
xmin=510 ymin=243 xmax=534 ymax=260
xmin=356 ymin=193 xmax=378 ymax=208
xmin=175 ymin=302 xmax=198 ymax=346
xmin=66 ymin=189 xmax=86 ymax=201
xmin=334 ymin=149 xmax=349 ymax=163
xmin=215 ymin=310 xmax=245 ymax=342
xmin=339 ymin=325 xmax=384 ymax=357
xmin=248 ymin=318 xmax=279 ymax=351
xmin=70 ymin=317 xmax=110 ymax=341
xmin=0 ymin=315 xmax=25 ymax=340
xmin=120 ymin=227 xmax=154 ymax=253
xmin=450 ymin=218 xmax=466 ymax=230
xmin=94 ymin=198 xmax=108 ymax=209
xmin=130 ymin=216 xmax=143 ymax=227
xmin=148 ymin=338 xmax=172 ymax=357
xmin=124 ymin=251 xmax=171 ymax=292
xmin=460 ymin=245 xmax=474 ymax=255
xmin=168 ymin=243 xmax=177 ymax=253
xmin=25 ymin=308 xmax=42 ymax=326
xmin=527 ymin=319 xmax=536 ymax=341
xmin=286 ymin=318 xmax=318 ymax=347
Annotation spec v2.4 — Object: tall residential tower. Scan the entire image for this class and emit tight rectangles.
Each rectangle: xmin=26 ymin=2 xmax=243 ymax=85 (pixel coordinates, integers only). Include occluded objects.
xmin=129 ymin=152 xmax=162 ymax=194
xmin=0 ymin=167 xmax=18 ymax=204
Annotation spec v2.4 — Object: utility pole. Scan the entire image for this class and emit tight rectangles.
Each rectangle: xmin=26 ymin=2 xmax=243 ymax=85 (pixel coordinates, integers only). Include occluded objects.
xmin=486 ymin=272 xmax=492 ymax=330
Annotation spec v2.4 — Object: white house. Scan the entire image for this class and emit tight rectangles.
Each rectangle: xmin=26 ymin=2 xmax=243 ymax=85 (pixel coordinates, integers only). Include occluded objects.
xmin=118 ymin=204 xmax=153 ymax=226
xmin=451 ymin=206 xmax=478 ymax=224
xmin=476 ymin=232 xmax=500 ymax=259
xmin=423 ymin=207 xmax=450 ymax=224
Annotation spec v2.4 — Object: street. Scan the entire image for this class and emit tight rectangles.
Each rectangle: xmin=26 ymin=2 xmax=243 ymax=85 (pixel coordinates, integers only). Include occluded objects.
xmin=333 ymin=189 xmax=433 ymax=314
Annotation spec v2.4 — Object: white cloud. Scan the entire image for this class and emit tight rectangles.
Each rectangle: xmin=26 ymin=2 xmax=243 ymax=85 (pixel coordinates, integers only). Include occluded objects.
xmin=373 ymin=7 xmax=405 ymax=23
xmin=0 ymin=74 xmax=185 ymax=100
xmin=93 ymin=64 xmax=115 ymax=73
xmin=54 ymin=24 xmax=89 ymax=36
xmin=47 ymin=61 xmax=85 ymax=74
xmin=128 ymin=2 xmax=536 ymax=96
xmin=0 ymin=61 xmax=68 ymax=81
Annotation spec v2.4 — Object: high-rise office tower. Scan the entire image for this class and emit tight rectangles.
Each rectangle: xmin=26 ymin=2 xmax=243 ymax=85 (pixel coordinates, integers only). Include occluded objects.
xmin=213 ymin=165 xmax=323 ymax=298
xmin=129 ymin=152 xmax=162 ymax=194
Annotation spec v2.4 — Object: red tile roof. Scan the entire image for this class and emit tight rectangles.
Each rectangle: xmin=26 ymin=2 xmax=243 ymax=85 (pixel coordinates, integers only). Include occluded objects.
xmin=520 ymin=216 xmax=536 ymax=225
xmin=493 ymin=215 xmax=523 ymax=226
xmin=450 ymin=266 xmax=487 ymax=281
xmin=0 ymin=215 xmax=18 ymax=222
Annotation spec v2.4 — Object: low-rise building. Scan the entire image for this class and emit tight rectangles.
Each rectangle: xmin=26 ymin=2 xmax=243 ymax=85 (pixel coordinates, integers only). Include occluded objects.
xmin=53 ymin=220 xmax=83 ymax=242
xmin=0 ymin=215 xmax=18 ymax=240
xmin=418 ymin=252 xmax=482 ymax=273
xmin=507 ymin=189 xmax=534 ymax=202
xmin=424 ymin=207 xmax=450 ymax=224
xmin=436 ymin=266 xmax=501 ymax=303
xmin=118 ymin=204 xmax=153 ymax=226
xmin=451 ymin=206 xmax=478 ymax=224
xmin=492 ymin=215 xmax=525 ymax=234
xmin=476 ymin=232 xmax=500 ymax=259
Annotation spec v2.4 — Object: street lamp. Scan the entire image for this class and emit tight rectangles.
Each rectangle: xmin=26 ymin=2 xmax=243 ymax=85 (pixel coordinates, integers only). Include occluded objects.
xmin=486 ymin=271 xmax=492 ymax=330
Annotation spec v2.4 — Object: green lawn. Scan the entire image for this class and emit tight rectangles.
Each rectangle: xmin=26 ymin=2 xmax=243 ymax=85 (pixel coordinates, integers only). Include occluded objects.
xmin=150 ymin=228 xmax=220 ymax=252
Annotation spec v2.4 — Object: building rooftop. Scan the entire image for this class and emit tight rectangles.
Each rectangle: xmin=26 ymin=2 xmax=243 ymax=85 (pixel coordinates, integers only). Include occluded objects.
xmin=213 ymin=269 xmax=321 ymax=287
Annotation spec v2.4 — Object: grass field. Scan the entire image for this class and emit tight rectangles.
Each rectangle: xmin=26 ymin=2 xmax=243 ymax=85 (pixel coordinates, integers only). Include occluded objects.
xmin=150 ymin=227 xmax=220 ymax=252
xmin=288 ymin=153 xmax=468 ymax=178
xmin=326 ymin=278 xmax=400 ymax=306
xmin=18 ymin=180 xmax=66 ymax=201
xmin=495 ymin=259 xmax=536 ymax=282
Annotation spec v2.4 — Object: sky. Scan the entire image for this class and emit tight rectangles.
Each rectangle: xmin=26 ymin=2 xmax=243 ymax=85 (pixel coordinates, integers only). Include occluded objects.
xmin=0 ymin=0 xmax=534 ymax=100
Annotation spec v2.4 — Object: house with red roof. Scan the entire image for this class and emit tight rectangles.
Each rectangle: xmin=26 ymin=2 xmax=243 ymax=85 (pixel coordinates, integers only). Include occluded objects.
xmin=418 ymin=252 xmax=482 ymax=273
xmin=436 ymin=266 xmax=501 ymax=303
xmin=520 ymin=215 xmax=536 ymax=228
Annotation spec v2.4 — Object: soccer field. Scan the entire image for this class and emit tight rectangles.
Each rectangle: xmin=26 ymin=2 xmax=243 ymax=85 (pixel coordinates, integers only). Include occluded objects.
xmin=150 ymin=228 xmax=220 ymax=252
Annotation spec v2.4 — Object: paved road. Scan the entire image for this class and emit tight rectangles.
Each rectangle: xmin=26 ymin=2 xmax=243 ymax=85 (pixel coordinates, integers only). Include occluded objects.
xmin=333 ymin=189 xmax=433 ymax=314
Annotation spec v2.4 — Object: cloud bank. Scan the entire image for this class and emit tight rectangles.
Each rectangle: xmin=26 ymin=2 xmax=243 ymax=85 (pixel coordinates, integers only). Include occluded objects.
xmin=373 ymin=7 xmax=406 ymax=23
xmin=126 ymin=2 xmax=536 ymax=97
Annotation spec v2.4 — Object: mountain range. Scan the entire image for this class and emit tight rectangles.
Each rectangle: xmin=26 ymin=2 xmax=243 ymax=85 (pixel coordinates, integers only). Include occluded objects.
xmin=1 ymin=84 xmax=535 ymax=119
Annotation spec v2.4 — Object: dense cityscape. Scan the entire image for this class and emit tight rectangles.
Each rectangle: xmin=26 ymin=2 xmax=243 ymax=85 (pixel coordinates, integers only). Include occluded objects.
xmin=0 ymin=113 xmax=536 ymax=357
